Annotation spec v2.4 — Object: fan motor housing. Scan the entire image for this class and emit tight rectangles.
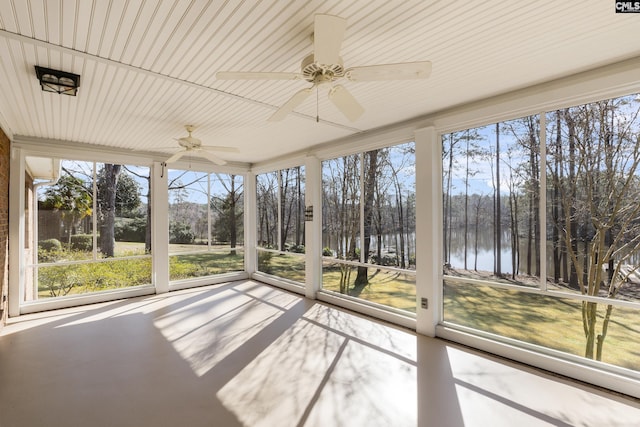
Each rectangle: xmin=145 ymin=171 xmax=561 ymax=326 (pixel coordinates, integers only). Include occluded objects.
xmin=301 ymin=53 xmax=344 ymax=83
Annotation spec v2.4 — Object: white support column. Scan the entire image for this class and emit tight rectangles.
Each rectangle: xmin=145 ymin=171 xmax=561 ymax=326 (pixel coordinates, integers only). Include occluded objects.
xmin=245 ymin=170 xmax=257 ymax=275
xmin=152 ymin=161 xmax=169 ymax=294
xmin=8 ymin=147 xmax=25 ymax=317
xmin=415 ymin=126 xmax=441 ymax=337
xmin=304 ymin=155 xmax=322 ymax=299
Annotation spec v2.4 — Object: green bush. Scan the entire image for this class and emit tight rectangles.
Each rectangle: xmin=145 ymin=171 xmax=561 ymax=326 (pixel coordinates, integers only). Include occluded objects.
xmin=39 ymin=239 xmax=62 ymax=251
xmin=370 ymin=254 xmax=398 ymax=266
xmin=170 ymin=221 xmax=195 ymax=244
xmin=70 ymin=234 xmax=93 ymax=251
xmin=322 ymin=247 xmax=333 ymax=257
xmin=115 ymin=217 xmax=147 ymax=242
xmin=290 ymin=244 xmax=305 ymax=253
xmin=38 ymin=239 xmax=63 ymax=262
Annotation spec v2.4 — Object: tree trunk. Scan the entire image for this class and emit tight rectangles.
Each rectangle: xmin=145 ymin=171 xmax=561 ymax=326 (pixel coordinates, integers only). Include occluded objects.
xmin=527 ymin=117 xmax=541 ymax=277
xmin=552 ymin=112 xmax=562 ymax=283
xmin=565 ymin=110 xmax=579 ymax=288
xmin=464 ymin=132 xmax=470 ymax=270
xmin=473 ymin=195 xmax=483 ymax=271
xmin=354 ymin=150 xmax=379 ymax=288
xmin=99 ymin=164 xmax=121 ymax=257
xmin=397 ymin=188 xmax=406 ymax=269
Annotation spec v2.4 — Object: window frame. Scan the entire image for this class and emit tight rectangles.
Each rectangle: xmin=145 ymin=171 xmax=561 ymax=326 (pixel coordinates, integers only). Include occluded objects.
xmin=318 ymin=141 xmax=418 ymax=316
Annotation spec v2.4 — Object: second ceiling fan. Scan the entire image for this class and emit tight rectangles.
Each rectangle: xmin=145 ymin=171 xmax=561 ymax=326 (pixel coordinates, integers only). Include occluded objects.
xmin=217 ymin=14 xmax=431 ymax=122
xmin=166 ymin=125 xmax=237 ymax=165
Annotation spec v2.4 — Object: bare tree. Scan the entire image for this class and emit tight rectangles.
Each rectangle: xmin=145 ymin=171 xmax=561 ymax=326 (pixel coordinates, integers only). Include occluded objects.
xmin=552 ymin=98 xmax=640 ymax=360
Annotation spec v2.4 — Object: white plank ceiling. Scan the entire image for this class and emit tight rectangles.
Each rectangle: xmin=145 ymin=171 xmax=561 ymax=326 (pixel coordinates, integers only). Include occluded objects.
xmin=0 ymin=0 xmax=639 ymax=165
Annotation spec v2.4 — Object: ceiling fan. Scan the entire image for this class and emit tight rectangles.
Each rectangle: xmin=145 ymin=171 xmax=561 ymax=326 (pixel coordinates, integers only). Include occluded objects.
xmin=216 ymin=14 xmax=431 ymax=122
xmin=165 ymin=125 xmax=237 ymax=165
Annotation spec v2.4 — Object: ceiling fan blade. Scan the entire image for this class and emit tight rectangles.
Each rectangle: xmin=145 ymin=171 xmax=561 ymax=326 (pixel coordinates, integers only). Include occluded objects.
xmin=328 ymin=85 xmax=364 ymax=122
xmin=199 ymin=145 xmax=240 ymax=153
xmin=268 ymin=87 xmax=313 ymax=122
xmin=345 ymin=61 xmax=432 ymax=81
xmin=176 ymin=136 xmax=202 ymax=145
xmin=198 ymin=149 xmax=227 ymax=165
xmin=314 ymin=14 xmax=347 ymax=65
xmin=166 ymin=150 xmax=187 ymax=163
xmin=216 ymin=71 xmax=301 ymax=80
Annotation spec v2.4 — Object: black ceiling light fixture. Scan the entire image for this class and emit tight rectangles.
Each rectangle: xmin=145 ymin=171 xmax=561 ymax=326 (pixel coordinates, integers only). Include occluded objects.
xmin=35 ymin=66 xmax=81 ymax=96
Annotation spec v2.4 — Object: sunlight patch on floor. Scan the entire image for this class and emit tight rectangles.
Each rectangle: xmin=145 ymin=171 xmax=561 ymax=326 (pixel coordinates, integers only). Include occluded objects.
xmin=153 ymin=287 xmax=284 ymax=377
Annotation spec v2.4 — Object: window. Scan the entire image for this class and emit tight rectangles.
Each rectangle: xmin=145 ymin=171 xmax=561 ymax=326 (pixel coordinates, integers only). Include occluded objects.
xmin=168 ymin=170 xmax=244 ymax=281
xmin=442 ymin=116 xmax=541 ymax=283
xmin=442 ymin=94 xmax=640 ymax=374
xmin=321 ymin=142 xmax=416 ymax=313
xmin=28 ymin=159 xmax=151 ymax=300
xmin=256 ymin=167 xmax=305 ymax=284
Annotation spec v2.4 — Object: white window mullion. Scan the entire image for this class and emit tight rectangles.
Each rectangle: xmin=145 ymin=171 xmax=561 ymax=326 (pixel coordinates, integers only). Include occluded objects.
xmin=304 ymin=155 xmax=322 ymax=299
xmin=152 ymin=161 xmax=169 ymax=293
xmin=8 ymin=147 xmax=25 ymax=316
xmin=207 ymin=173 xmax=211 ymax=251
xmin=539 ymin=112 xmax=547 ymax=291
xmin=92 ymin=162 xmax=98 ymax=260
xmin=359 ymin=152 xmax=365 ymax=263
xmin=245 ymin=171 xmax=257 ymax=275
xmin=415 ymin=126 xmax=441 ymax=337
xmin=277 ymin=170 xmax=282 ymax=251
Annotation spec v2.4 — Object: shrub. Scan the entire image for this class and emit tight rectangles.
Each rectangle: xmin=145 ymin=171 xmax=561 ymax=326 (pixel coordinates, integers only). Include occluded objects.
xmin=115 ymin=217 xmax=147 ymax=242
xmin=370 ymin=253 xmax=398 ymax=267
xmin=290 ymin=244 xmax=305 ymax=253
xmin=322 ymin=247 xmax=333 ymax=257
xmin=38 ymin=239 xmax=63 ymax=262
xmin=70 ymin=234 xmax=93 ymax=251
xmin=39 ymin=238 xmax=62 ymax=251
xmin=169 ymin=221 xmax=195 ymax=244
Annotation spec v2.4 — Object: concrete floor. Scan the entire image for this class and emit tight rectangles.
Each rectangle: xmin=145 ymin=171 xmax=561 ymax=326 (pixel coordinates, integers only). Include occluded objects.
xmin=1 ymin=280 xmax=639 ymax=427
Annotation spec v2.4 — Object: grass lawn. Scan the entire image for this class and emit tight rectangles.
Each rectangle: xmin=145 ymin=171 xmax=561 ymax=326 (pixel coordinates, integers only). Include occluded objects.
xmin=170 ymin=251 xmax=244 ymax=280
xmin=257 ymin=252 xmax=305 ymax=283
xmin=444 ymin=280 xmax=640 ymax=371
xmin=36 ymin=245 xmax=244 ymax=297
xmin=322 ymin=264 xmax=416 ymax=312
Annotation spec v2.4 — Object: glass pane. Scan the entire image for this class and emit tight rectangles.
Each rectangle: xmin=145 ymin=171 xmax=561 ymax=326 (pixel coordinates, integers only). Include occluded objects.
xmin=168 ymin=169 xmax=209 ymax=251
xmin=37 ymin=160 xmax=94 ymax=261
xmin=37 ymin=258 xmax=152 ymax=298
xmin=211 ymin=173 xmax=244 ymax=249
xmin=443 ymin=280 xmax=640 ymax=372
xmin=442 ymin=116 xmax=541 ymax=286
xmin=97 ymin=163 xmax=150 ymax=257
xmin=367 ymin=143 xmax=416 ymax=270
xmin=280 ymin=166 xmax=305 ymax=252
xmin=322 ymin=260 xmax=416 ymax=312
xmin=257 ymin=250 xmax=305 ymax=284
xmin=168 ymin=170 xmax=244 ymax=282
xmin=322 ymin=154 xmax=361 ymax=260
xmin=170 ymin=249 xmax=245 ymax=281
xmin=256 ymin=172 xmax=278 ymax=249
xmin=545 ymin=95 xmax=640 ymax=304
xmin=28 ymin=158 xmax=153 ymax=301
